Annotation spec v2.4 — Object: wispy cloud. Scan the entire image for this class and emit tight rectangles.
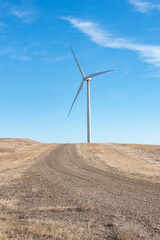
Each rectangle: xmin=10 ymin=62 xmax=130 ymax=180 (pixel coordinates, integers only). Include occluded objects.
xmin=0 ymin=45 xmax=69 ymax=63
xmin=62 ymin=16 xmax=160 ymax=67
xmin=1 ymin=1 xmax=37 ymax=23
xmin=0 ymin=42 xmax=69 ymax=63
xmin=11 ymin=8 xmax=35 ymax=23
xmin=33 ymin=50 xmax=70 ymax=63
xmin=128 ymin=0 xmax=160 ymax=13
xmin=0 ymin=46 xmax=32 ymax=61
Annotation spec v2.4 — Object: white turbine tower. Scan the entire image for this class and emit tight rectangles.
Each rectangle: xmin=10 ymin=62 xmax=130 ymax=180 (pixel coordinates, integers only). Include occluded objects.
xmin=68 ymin=47 xmax=113 ymax=143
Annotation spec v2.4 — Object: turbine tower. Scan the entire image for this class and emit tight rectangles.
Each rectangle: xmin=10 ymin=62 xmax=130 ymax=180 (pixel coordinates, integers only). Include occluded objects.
xmin=68 ymin=47 xmax=113 ymax=143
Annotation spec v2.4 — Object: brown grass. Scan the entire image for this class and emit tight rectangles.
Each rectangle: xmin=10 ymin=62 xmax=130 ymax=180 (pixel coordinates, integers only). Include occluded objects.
xmin=113 ymin=222 xmax=159 ymax=240
xmin=32 ymin=201 xmax=96 ymax=213
xmin=1 ymin=213 xmax=158 ymax=240
xmin=13 ymin=218 xmax=100 ymax=240
xmin=0 ymin=199 xmax=17 ymax=209
xmin=0 ymin=138 xmax=55 ymax=184
xmin=77 ymin=143 xmax=160 ymax=182
xmin=0 ymin=233 xmax=9 ymax=240
xmin=0 ymin=209 xmax=105 ymax=240
xmin=0 ymin=201 xmax=158 ymax=240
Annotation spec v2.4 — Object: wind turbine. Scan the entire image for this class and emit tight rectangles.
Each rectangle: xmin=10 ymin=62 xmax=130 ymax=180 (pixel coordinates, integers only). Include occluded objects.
xmin=68 ymin=47 xmax=113 ymax=143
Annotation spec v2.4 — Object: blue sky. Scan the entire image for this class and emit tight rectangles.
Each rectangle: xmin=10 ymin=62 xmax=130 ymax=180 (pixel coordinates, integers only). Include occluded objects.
xmin=0 ymin=0 xmax=160 ymax=144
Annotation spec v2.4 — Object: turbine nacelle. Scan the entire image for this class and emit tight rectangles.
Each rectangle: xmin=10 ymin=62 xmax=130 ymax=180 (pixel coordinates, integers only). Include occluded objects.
xmin=83 ymin=77 xmax=91 ymax=81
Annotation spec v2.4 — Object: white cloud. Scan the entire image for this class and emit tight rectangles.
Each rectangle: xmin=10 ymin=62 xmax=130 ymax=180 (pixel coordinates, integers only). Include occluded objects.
xmin=1 ymin=1 xmax=37 ymax=23
xmin=11 ymin=9 xmax=35 ymax=23
xmin=128 ymin=0 xmax=160 ymax=13
xmin=62 ymin=16 xmax=160 ymax=67
xmin=19 ymin=55 xmax=32 ymax=61
xmin=0 ymin=46 xmax=32 ymax=61
xmin=42 ymin=55 xmax=70 ymax=63
xmin=12 ymin=10 xmax=30 ymax=18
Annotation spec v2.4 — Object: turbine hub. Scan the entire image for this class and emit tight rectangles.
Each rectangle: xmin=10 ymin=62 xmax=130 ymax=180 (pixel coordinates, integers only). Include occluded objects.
xmin=84 ymin=77 xmax=91 ymax=81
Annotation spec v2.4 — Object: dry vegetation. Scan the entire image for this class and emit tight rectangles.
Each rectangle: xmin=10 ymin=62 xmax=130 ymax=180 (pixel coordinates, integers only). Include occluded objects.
xmin=0 ymin=138 xmax=54 ymax=184
xmin=1 ymin=210 xmax=159 ymax=240
xmin=77 ymin=143 xmax=160 ymax=182
xmin=0 ymin=139 xmax=160 ymax=239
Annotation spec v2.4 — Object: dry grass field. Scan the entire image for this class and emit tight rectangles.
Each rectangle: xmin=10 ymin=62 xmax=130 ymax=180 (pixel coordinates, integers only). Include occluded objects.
xmin=77 ymin=143 xmax=160 ymax=182
xmin=0 ymin=139 xmax=160 ymax=239
xmin=0 ymin=138 xmax=54 ymax=184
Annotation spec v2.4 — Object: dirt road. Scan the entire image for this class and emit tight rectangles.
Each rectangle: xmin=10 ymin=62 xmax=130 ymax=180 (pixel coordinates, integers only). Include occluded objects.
xmin=0 ymin=141 xmax=160 ymax=239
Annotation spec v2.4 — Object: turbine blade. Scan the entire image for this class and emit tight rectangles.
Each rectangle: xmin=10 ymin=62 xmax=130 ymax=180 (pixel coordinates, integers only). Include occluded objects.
xmin=86 ymin=70 xmax=114 ymax=78
xmin=71 ymin=46 xmax=85 ymax=78
xmin=68 ymin=80 xmax=84 ymax=117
